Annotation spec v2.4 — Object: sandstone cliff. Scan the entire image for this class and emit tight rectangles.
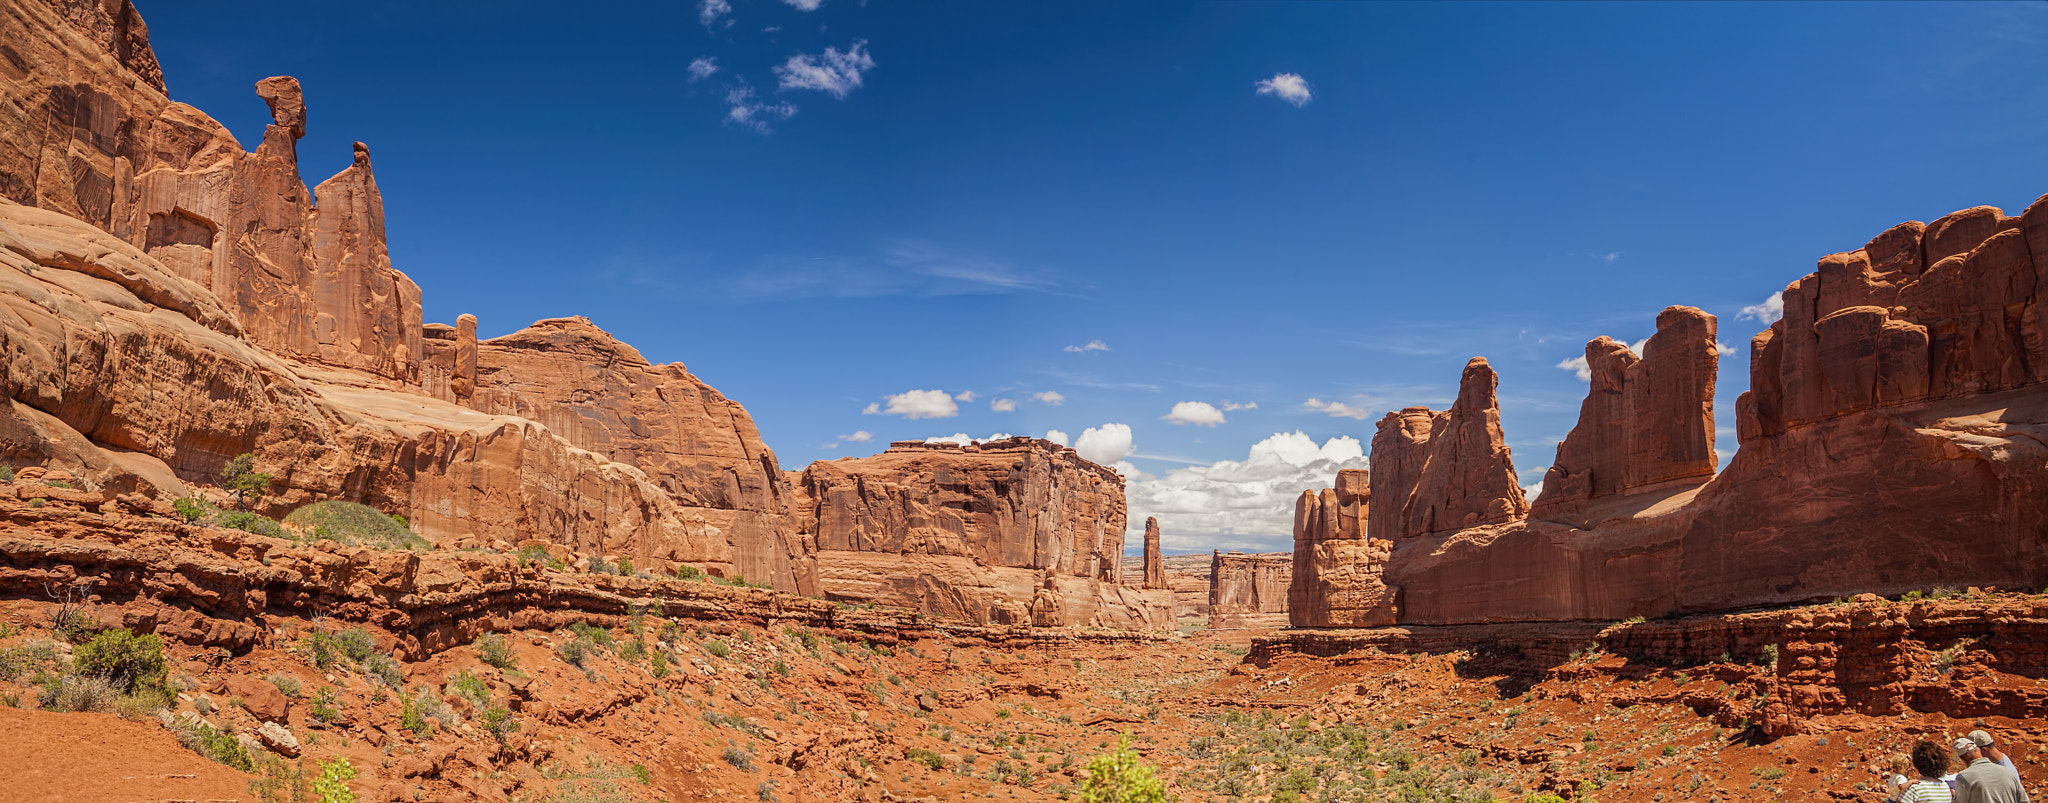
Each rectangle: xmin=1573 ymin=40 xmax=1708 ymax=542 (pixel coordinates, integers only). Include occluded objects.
xmin=1286 ymin=469 xmax=1396 ymax=628
xmin=0 ymin=0 xmax=801 ymax=590
xmin=1207 ymin=550 xmax=1291 ymax=629
xmin=1293 ymin=194 xmax=2048 ymax=625
xmin=792 ymin=439 xmax=1173 ymax=630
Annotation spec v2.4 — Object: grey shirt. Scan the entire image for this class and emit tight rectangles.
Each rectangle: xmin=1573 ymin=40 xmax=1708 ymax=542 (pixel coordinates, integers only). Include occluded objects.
xmin=1955 ymin=757 xmax=2029 ymax=803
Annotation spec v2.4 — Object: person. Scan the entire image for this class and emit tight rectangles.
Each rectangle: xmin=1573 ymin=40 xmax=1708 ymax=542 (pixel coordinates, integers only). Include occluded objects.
xmin=1888 ymin=752 xmax=1920 ymax=802
xmin=1955 ymin=737 xmax=2031 ymax=803
xmin=1971 ymin=730 xmax=2023 ymax=780
xmin=1900 ymin=740 xmax=1956 ymax=803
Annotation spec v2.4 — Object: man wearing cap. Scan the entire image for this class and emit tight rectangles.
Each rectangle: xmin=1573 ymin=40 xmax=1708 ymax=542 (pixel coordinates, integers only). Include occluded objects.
xmin=1954 ymin=736 xmax=2030 ymax=803
xmin=1972 ymin=730 xmax=2022 ymax=780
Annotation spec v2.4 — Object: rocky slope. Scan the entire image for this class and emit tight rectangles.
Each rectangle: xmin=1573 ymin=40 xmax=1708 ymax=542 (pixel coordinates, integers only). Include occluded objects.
xmin=792 ymin=438 xmax=1173 ymax=630
xmin=1292 ymin=195 xmax=2048 ymax=626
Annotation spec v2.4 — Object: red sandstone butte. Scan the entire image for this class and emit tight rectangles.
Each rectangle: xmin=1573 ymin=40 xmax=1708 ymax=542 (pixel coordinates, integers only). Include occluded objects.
xmin=1141 ymin=517 xmax=1167 ymax=589
xmin=1292 ymin=194 xmax=2048 ymax=625
xmin=792 ymin=439 xmax=1174 ymax=629
xmin=1207 ymin=550 xmax=1291 ymax=629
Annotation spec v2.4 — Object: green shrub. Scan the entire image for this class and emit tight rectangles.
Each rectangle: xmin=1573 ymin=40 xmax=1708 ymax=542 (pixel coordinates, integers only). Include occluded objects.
xmin=38 ymin=672 xmax=120 ymax=712
xmin=631 ymin=764 xmax=652 ymax=785
xmin=476 ymin=633 xmax=517 ymax=670
xmin=908 ymin=747 xmax=946 ymax=770
xmin=0 ymin=641 xmax=58 ymax=681
xmin=360 ymin=654 xmax=403 ymax=688
xmin=617 ymin=558 xmax=635 ymax=576
xmin=446 ymin=669 xmax=490 ymax=707
xmin=309 ymin=688 xmax=342 ymax=725
xmin=723 ymin=744 xmax=757 ymax=772
xmin=170 ymin=717 xmax=254 ymax=771
xmin=173 ymin=496 xmax=212 ymax=523
xmin=74 ymin=629 xmax=168 ymax=697
xmin=43 ymin=478 xmax=70 ymax=489
xmin=266 ymin=672 xmax=301 ymax=698
xmin=220 ymin=454 xmax=272 ymax=510
xmin=1078 ymin=736 xmax=1167 ymax=803
xmin=650 ymin=651 xmax=669 ymax=678
xmin=705 ymin=640 xmax=730 ymax=658
xmin=557 ymin=638 xmax=589 ymax=668
xmin=282 ymin=501 xmax=429 ymax=551
xmin=399 ymin=692 xmax=433 ymax=737
xmin=218 ymin=511 xmax=287 ymax=538
xmin=0 ymin=465 xmax=12 ymax=482
xmin=480 ymin=704 xmax=519 ymax=744
xmin=676 ymin=565 xmax=703 ymax=580
xmin=312 ymin=757 xmax=358 ymax=803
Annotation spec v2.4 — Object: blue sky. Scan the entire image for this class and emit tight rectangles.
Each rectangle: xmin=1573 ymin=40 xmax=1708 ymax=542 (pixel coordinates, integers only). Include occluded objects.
xmin=146 ymin=1 xmax=2048 ymax=553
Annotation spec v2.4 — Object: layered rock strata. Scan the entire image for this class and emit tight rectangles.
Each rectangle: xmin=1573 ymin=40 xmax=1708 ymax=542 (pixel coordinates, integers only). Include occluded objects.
xmin=1207 ymin=550 xmax=1291 ymax=629
xmin=1140 ymin=517 xmax=1166 ymax=589
xmin=1287 ymin=469 xmax=1395 ymax=627
xmin=1291 ymin=194 xmax=2048 ymax=625
xmin=792 ymin=439 xmax=1173 ymax=630
xmin=1369 ymin=359 xmax=1528 ymax=543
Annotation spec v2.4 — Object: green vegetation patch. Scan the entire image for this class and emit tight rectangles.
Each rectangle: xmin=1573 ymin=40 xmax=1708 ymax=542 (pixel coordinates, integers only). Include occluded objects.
xmin=282 ymin=501 xmax=430 ymax=551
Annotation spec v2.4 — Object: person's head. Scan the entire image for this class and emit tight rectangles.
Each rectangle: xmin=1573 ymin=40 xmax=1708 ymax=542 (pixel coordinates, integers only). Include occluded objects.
xmin=1969 ymin=729 xmax=1997 ymax=750
xmin=1955 ymin=737 xmax=1984 ymax=763
xmin=1913 ymin=740 xmax=1951 ymax=779
xmin=1890 ymin=752 xmax=1913 ymax=774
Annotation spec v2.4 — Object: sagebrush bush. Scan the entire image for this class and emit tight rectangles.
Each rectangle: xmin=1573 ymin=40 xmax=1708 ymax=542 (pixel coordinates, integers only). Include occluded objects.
xmin=282 ymin=501 xmax=429 ymax=551
xmin=217 ymin=511 xmax=286 ymax=538
xmin=475 ymin=633 xmax=517 ymax=670
xmin=73 ymin=629 xmax=168 ymax=697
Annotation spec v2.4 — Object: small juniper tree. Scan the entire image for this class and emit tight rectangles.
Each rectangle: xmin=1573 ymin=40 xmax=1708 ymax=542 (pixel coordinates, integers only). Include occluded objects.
xmin=220 ymin=454 xmax=272 ymax=510
xmin=1079 ymin=736 xmax=1168 ymax=803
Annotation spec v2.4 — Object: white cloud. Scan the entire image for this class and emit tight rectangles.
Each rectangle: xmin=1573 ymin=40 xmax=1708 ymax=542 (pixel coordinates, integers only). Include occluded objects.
xmin=1045 ymin=429 xmax=1070 ymax=446
xmin=861 ymin=402 xmax=880 ymax=414
xmin=783 ymin=0 xmax=823 ymax=9
xmin=1739 ymin=293 xmax=1785 ymax=325
xmin=990 ymin=398 xmax=1018 ymax=413
xmin=1034 ymin=391 xmax=1066 ymax=406
xmin=775 ymin=40 xmax=875 ymax=99
xmin=1557 ymin=355 xmax=1592 ymax=381
xmin=1255 ymin=73 xmax=1312 ymax=107
xmin=823 ymin=442 xmax=839 ymax=449
xmin=1125 ymin=431 xmax=1370 ymax=553
xmin=724 ymin=85 xmax=797 ymax=133
xmin=955 ymin=390 xmax=978 ymax=403
xmin=1163 ymin=401 xmax=1227 ymax=427
xmin=841 ymin=431 xmax=872 ymax=443
xmin=1074 ymin=423 xmax=1135 ymax=466
xmin=864 ymin=389 xmax=959 ymax=419
xmin=1063 ymin=340 xmax=1110 ymax=353
xmin=687 ymin=57 xmax=720 ymax=82
xmin=1220 ymin=401 xmax=1258 ymax=411
xmin=1303 ymin=397 xmax=1372 ymax=420
xmin=925 ymin=432 xmax=1013 ymax=446
xmin=1522 ymin=479 xmax=1544 ymax=499
xmin=698 ymin=0 xmax=731 ymax=27
xmin=1601 ymin=252 xmax=1621 ymax=264
xmin=1715 ymin=341 xmax=1737 ymax=357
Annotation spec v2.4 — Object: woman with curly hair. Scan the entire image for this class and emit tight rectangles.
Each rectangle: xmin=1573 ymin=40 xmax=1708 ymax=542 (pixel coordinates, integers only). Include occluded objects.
xmin=1899 ymin=740 xmax=1955 ymax=803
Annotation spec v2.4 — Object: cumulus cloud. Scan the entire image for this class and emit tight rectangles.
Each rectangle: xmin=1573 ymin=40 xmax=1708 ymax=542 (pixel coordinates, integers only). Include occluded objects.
xmin=1739 ymin=293 xmax=1785 ymax=325
xmin=724 ymin=85 xmax=797 ymax=133
xmin=688 ymin=57 xmax=720 ymax=82
xmin=863 ymin=389 xmax=959 ymax=419
xmin=1220 ymin=401 xmax=1258 ymax=411
xmin=1522 ymin=479 xmax=1545 ymax=499
xmin=1034 ymin=391 xmax=1066 ymax=406
xmin=1125 ymin=431 xmax=1370 ymax=553
xmin=1063 ymin=340 xmax=1110 ymax=353
xmin=1045 ymin=429 xmax=1070 ymax=446
xmin=1255 ymin=73 xmax=1312 ymax=107
xmin=1557 ymin=354 xmax=1593 ymax=381
xmin=698 ymin=0 xmax=731 ymax=27
xmin=775 ymin=40 xmax=875 ymax=98
xmin=990 ymin=398 xmax=1018 ymax=413
xmin=1163 ymin=401 xmax=1227 ymax=427
xmin=955 ymin=390 xmax=978 ymax=403
xmin=783 ymin=0 xmax=823 ymax=9
xmin=1303 ymin=397 xmax=1373 ymax=420
xmin=1074 ymin=423 xmax=1135 ymax=466
xmin=1715 ymin=341 xmax=1737 ymax=357
xmin=925 ymin=432 xmax=1013 ymax=446
xmin=840 ymin=430 xmax=872 ymax=443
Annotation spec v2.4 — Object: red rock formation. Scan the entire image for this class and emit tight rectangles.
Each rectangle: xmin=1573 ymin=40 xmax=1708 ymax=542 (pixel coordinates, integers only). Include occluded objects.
xmin=1367 ymin=358 xmax=1528 ymax=541
xmin=1207 ymin=550 xmax=1291 ymax=629
xmin=463 ymin=317 xmax=810 ymax=593
xmin=792 ymin=439 xmax=1172 ymax=629
xmin=1286 ymin=472 xmax=1396 ymax=628
xmin=1141 ymin=517 xmax=1166 ymax=589
xmin=1293 ymin=194 xmax=2048 ymax=626
xmin=1534 ymin=306 xmax=1719 ymax=513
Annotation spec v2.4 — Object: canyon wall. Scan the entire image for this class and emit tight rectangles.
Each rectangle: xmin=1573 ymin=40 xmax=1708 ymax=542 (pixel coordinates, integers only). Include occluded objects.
xmin=0 ymin=0 xmax=805 ymax=589
xmin=791 ymin=438 xmax=1174 ymax=630
xmin=1291 ymin=197 xmax=2048 ymax=625
xmin=1208 ymin=550 xmax=1291 ymax=629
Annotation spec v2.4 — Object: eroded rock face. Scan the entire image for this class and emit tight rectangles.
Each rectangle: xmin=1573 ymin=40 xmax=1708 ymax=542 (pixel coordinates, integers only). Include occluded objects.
xmin=1286 ymin=479 xmax=1396 ymax=628
xmin=1367 ymin=359 xmax=1528 ymax=542
xmin=793 ymin=439 xmax=1173 ymax=629
xmin=1534 ymin=306 xmax=1719 ymax=512
xmin=1293 ymin=194 xmax=2048 ymax=626
xmin=1141 ymin=517 xmax=1166 ymax=589
xmin=1207 ymin=550 xmax=1291 ymax=629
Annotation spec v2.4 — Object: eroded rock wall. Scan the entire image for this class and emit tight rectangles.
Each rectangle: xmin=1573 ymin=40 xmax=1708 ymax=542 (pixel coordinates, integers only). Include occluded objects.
xmin=1287 ymin=470 xmax=1396 ymax=627
xmin=793 ymin=439 xmax=1173 ymax=629
xmin=1292 ymin=194 xmax=2048 ymax=626
xmin=1208 ymin=550 xmax=1291 ymax=629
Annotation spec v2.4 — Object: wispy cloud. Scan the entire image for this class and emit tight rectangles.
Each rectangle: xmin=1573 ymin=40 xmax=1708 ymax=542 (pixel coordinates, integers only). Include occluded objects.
xmin=688 ymin=57 xmax=720 ymax=82
xmin=698 ymin=0 xmax=731 ymax=28
xmin=1255 ymin=73 xmax=1312 ymax=107
xmin=840 ymin=430 xmax=872 ymax=442
xmin=783 ymin=0 xmax=823 ymax=9
xmin=1220 ymin=401 xmax=1257 ymax=411
xmin=1033 ymin=391 xmax=1066 ymax=406
xmin=1064 ymin=339 xmax=1111 ymax=353
xmin=713 ymin=242 xmax=1070 ymax=302
xmin=1302 ymin=397 xmax=1373 ymax=420
xmin=1738 ymin=293 xmax=1784 ymax=325
xmin=724 ymin=84 xmax=797 ymax=133
xmin=776 ymin=40 xmax=875 ymax=98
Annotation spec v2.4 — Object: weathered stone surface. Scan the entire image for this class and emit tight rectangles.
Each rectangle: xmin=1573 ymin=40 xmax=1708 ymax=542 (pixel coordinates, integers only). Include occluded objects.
xmin=1140 ymin=517 xmax=1165 ymax=589
xmin=1534 ymin=306 xmax=1719 ymax=513
xmin=1207 ymin=550 xmax=1290 ymax=629
xmin=1295 ymin=194 xmax=2048 ymax=626
xmin=256 ymin=721 xmax=299 ymax=757
xmin=1365 ymin=408 xmax=1434 ymax=541
xmin=308 ymin=142 xmax=422 ymax=383
xmin=464 ymin=316 xmax=809 ymax=593
xmin=1381 ymin=358 xmax=1528 ymax=539
xmin=794 ymin=439 xmax=1172 ymax=629
xmin=1287 ymin=483 xmax=1395 ymax=628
